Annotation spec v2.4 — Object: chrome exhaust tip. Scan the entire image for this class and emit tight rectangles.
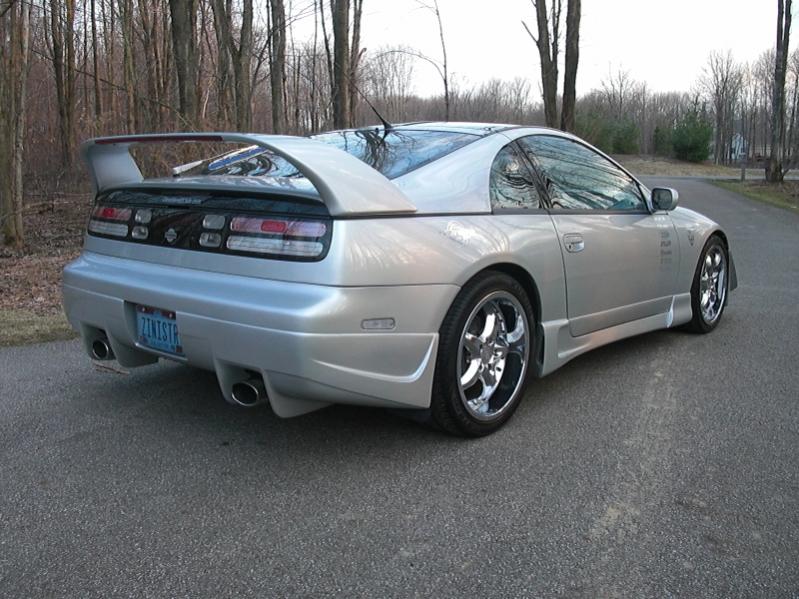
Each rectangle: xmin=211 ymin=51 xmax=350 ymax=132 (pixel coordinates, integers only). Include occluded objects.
xmin=91 ymin=338 xmax=114 ymax=361
xmin=230 ymin=377 xmax=266 ymax=407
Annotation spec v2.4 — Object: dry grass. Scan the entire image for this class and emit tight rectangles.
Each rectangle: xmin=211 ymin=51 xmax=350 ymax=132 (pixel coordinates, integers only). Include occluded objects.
xmin=0 ymin=194 xmax=92 ymax=346
xmin=0 ymin=309 xmax=76 ymax=346
xmin=712 ymin=180 xmax=799 ymax=213
xmin=613 ymin=155 xmax=742 ymax=178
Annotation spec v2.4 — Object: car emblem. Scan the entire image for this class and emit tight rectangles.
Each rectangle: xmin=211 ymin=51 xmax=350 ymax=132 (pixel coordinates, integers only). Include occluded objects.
xmin=165 ymin=228 xmax=178 ymax=244
xmin=687 ymin=231 xmax=695 ymax=246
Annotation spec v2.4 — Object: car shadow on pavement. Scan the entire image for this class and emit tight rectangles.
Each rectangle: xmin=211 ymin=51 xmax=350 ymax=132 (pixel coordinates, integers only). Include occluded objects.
xmin=78 ymin=324 xmax=703 ymax=453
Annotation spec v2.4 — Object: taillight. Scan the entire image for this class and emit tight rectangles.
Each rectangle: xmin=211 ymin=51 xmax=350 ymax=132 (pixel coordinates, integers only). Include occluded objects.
xmin=89 ymin=205 xmax=132 ymax=237
xmin=93 ymin=206 xmax=132 ymax=221
xmin=87 ymin=201 xmax=331 ymax=261
xmin=226 ymin=216 xmax=329 ymax=259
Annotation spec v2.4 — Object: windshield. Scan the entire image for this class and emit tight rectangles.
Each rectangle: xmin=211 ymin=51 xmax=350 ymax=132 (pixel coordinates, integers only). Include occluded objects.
xmin=180 ymin=129 xmax=479 ymax=180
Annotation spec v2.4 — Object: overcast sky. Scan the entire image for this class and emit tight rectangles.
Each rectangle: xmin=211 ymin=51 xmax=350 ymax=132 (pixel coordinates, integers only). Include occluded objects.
xmin=298 ymin=0 xmax=792 ymax=98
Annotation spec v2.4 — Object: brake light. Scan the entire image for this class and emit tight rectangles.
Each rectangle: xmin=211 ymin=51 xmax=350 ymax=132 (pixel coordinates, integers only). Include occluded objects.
xmin=89 ymin=205 xmax=132 ymax=237
xmin=92 ymin=206 xmax=132 ymax=221
xmin=229 ymin=217 xmax=327 ymax=237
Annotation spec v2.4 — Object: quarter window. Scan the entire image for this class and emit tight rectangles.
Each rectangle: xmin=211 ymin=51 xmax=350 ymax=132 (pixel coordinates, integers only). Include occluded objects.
xmin=489 ymin=144 xmax=542 ymax=210
xmin=518 ymin=135 xmax=645 ymax=211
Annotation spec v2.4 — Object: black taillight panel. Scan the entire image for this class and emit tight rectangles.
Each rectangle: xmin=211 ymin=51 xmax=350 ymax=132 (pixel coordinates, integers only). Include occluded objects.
xmin=88 ymin=189 xmax=333 ymax=262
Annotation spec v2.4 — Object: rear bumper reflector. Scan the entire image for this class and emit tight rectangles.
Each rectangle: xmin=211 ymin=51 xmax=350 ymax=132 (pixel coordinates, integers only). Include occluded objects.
xmin=89 ymin=220 xmax=129 ymax=237
xmin=226 ymin=235 xmax=324 ymax=257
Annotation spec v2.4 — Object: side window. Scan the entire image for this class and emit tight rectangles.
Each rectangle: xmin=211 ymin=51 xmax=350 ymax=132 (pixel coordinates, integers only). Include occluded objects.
xmin=489 ymin=144 xmax=542 ymax=210
xmin=517 ymin=135 xmax=645 ymax=211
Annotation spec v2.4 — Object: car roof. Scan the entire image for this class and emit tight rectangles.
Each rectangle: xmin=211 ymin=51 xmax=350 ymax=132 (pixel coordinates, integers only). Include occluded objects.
xmin=319 ymin=122 xmax=580 ymax=140
xmin=319 ymin=122 xmax=522 ymax=137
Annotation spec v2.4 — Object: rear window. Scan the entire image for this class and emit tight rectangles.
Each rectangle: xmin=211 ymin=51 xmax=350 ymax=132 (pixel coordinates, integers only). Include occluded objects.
xmin=312 ymin=129 xmax=479 ymax=179
xmin=179 ymin=129 xmax=479 ymax=180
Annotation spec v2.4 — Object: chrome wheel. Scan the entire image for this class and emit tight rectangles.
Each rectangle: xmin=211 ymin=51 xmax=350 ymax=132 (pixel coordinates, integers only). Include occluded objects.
xmin=457 ymin=291 xmax=529 ymax=421
xmin=699 ymin=245 xmax=727 ymax=324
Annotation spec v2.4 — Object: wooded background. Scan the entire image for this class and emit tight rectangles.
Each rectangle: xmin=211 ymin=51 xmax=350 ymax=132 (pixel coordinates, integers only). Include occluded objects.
xmin=0 ymin=0 xmax=795 ymax=247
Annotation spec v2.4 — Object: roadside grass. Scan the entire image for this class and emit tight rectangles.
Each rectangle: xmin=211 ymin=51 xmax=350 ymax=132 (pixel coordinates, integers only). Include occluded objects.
xmin=0 ymin=309 xmax=76 ymax=347
xmin=612 ymin=154 xmax=741 ymax=178
xmin=1 ymin=194 xmax=90 ymax=347
xmin=712 ymin=180 xmax=799 ymax=213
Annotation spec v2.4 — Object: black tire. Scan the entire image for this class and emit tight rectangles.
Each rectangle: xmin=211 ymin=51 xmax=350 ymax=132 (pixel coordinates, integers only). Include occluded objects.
xmin=428 ymin=271 xmax=535 ymax=437
xmin=686 ymin=235 xmax=729 ymax=334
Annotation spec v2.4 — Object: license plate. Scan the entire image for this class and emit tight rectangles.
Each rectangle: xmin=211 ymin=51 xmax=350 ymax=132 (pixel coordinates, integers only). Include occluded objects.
xmin=136 ymin=305 xmax=183 ymax=355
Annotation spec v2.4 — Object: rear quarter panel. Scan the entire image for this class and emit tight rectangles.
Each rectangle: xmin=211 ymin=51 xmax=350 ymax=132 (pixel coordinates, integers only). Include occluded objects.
xmin=333 ymin=214 xmax=567 ymax=327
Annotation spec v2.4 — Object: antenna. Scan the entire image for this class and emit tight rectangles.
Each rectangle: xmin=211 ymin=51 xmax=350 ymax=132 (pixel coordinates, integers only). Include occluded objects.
xmin=352 ymin=83 xmax=394 ymax=134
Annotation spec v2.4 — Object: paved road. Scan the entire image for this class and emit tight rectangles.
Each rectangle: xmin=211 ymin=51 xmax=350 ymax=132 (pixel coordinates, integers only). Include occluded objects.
xmin=1 ymin=179 xmax=798 ymax=597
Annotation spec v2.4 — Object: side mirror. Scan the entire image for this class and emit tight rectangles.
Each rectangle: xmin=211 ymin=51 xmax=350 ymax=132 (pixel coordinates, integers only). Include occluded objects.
xmin=651 ymin=187 xmax=679 ymax=211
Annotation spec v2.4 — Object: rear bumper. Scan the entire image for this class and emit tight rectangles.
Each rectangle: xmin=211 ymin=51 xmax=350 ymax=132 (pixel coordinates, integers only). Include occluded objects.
xmin=63 ymin=252 xmax=458 ymax=416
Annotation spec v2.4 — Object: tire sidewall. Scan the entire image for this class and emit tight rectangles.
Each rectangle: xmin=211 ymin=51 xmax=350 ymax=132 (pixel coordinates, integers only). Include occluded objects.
xmin=690 ymin=235 xmax=729 ymax=333
xmin=432 ymin=272 xmax=535 ymax=436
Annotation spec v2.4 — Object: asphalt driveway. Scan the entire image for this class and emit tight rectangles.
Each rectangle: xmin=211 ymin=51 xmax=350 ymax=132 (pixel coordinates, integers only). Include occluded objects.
xmin=1 ymin=178 xmax=797 ymax=597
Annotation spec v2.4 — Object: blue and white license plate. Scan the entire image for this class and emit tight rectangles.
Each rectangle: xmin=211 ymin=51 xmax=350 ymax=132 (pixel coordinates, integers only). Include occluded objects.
xmin=136 ymin=305 xmax=183 ymax=355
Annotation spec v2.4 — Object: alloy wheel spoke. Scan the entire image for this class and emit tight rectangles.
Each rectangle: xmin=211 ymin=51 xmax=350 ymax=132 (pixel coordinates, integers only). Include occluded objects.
xmin=479 ymin=309 xmax=498 ymax=343
xmin=460 ymin=358 xmax=481 ymax=389
xmin=480 ymin=367 xmax=497 ymax=389
xmin=506 ymin=315 xmax=525 ymax=344
xmin=493 ymin=341 xmax=510 ymax=360
xmin=463 ymin=332 xmax=481 ymax=357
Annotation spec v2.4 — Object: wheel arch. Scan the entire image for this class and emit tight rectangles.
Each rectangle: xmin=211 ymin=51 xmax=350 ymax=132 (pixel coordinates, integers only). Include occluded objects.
xmin=461 ymin=262 xmax=545 ymax=376
xmin=709 ymin=227 xmax=729 ymax=248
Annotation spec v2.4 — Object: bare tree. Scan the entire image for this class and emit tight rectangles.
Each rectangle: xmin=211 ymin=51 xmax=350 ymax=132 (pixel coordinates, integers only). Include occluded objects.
xmin=331 ymin=0 xmax=350 ymax=128
xmin=210 ymin=0 xmax=254 ymax=130
xmin=416 ymin=0 xmax=449 ymax=120
xmin=169 ymin=0 xmax=199 ymax=127
xmin=348 ymin=0 xmax=364 ymax=127
xmin=786 ymin=48 xmax=799 ymax=161
xmin=523 ymin=0 xmax=561 ymax=128
xmin=90 ymin=0 xmax=102 ymax=121
xmin=766 ymin=0 xmax=793 ymax=182
xmin=701 ymin=51 xmax=744 ymax=164
xmin=48 ymin=0 xmax=77 ymax=167
xmin=364 ymin=45 xmax=415 ymax=121
xmin=270 ymin=0 xmax=287 ymax=133
xmin=560 ymin=0 xmax=580 ymax=131
xmin=601 ymin=67 xmax=634 ymax=120
xmin=0 ymin=0 xmax=32 ymax=246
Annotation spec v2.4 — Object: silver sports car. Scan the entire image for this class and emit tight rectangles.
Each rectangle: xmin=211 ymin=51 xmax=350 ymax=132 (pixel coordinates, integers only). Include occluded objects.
xmin=63 ymin=123 xmax=736 ymax=436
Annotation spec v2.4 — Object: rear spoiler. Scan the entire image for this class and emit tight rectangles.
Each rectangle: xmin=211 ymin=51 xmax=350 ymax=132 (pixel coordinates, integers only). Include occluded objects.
xmin=81 ymin=132 xmax=417 ymax=216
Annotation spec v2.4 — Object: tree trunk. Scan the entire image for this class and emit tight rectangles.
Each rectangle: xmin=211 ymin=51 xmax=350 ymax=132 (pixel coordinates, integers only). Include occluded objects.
xmin=236 ymin=0 xmax=253 ymax=130
xmin=524 ymin=0 xmax=560 ymax=128
xmin=122 ymin=0 xmax=137 ymax=132
xmin=560 ymin=0 xmax=580 ymax=132
xmin=169 ymin=0 xmax=199 ymax=128
xmin=348 ymin=0 xmax=363 ymax=127
xmin=90 ymin=0 xmax=102 ymax=121
xmin=210 ymin=0 xmax=231 ymax=127
xmin=270 ymin=0 xmax=287 ymax=133
xmin=50 ymin=0 xmax=77 ymax=168
xmin=0 ymin=0 xmax=31 ymax=246
xmin=430 ymin=0 xmax=449 ymax=121
xmin=331 ymin=0 xmax=350 ymax=129
xmin=767 ymin=0 xmax=793 ymax=182
xmin=210 ymin=0 xmax=253 ymax=131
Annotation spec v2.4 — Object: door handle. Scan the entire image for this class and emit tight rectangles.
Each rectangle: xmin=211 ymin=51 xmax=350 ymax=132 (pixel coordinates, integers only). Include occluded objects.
xmin=563 ymin=233 xmax=584 ymax=253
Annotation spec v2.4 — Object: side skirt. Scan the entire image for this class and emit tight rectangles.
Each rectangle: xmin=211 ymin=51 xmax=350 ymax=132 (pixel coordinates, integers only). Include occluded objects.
xmin=538 ymin=293 xmax=692 ymax=376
